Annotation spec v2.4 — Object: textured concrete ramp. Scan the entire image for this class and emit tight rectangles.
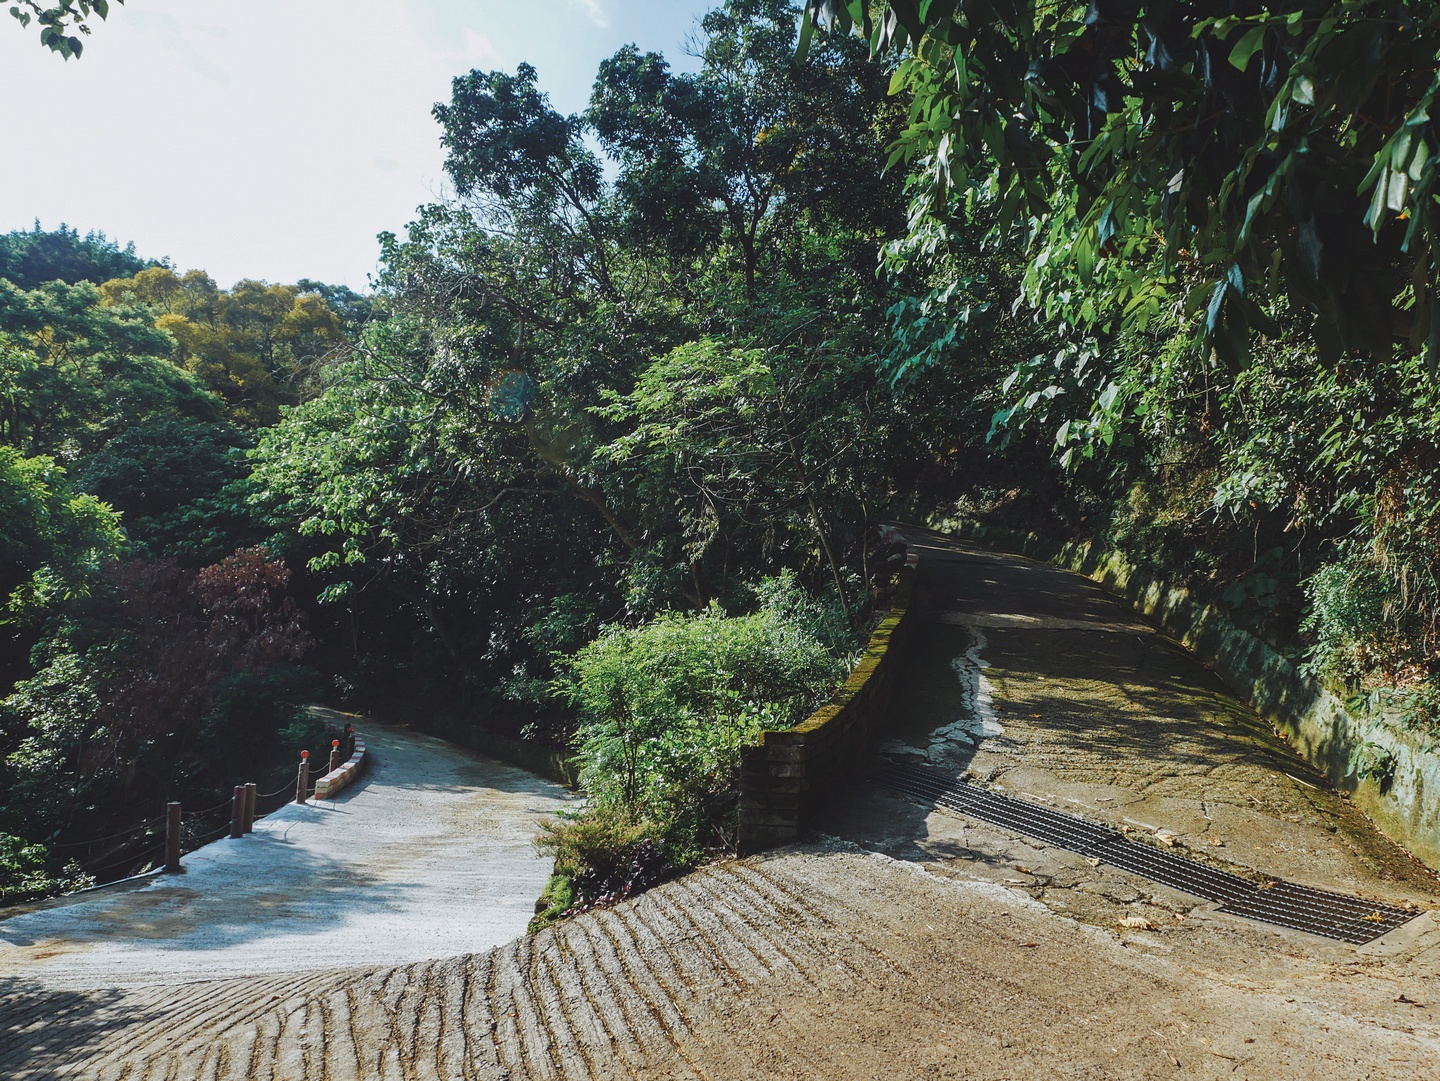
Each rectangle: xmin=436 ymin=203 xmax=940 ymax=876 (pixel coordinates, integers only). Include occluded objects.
xmin=0 ymin=718 xmax=571 ymax=988
xmin=4 ymin=846 xmax=1439 ymax=1080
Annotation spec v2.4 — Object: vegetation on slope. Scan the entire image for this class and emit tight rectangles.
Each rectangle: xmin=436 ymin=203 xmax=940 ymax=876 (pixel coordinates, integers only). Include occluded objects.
xmin=11 ymin=0 xmax=1440 ymax=904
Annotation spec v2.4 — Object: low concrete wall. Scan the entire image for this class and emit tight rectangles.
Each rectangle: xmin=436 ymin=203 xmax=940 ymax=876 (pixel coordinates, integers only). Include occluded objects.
xmin=737 ymin=543 xmax=919 ymax=854
xmin=314 ymin=734 xmax=367 ymax=799
xmin=420 ymin=716 xmax=580 ymax=789
xmin=935 ymin=516 xmax=1440 ymax=872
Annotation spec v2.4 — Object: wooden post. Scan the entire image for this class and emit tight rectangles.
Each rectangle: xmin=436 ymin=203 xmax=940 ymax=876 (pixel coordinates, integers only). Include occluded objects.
xmin=229 ymin=785 xmax=245 ymax=839
xmin=329 ymin=739 xmax=341 ymax=773
xmin=295 ymin=750 xmax=310 ymax=804
xmin=165 ymin=802 xmax=182 ymax=872
xmin=243 ymin=782 xmax=257 ymax=833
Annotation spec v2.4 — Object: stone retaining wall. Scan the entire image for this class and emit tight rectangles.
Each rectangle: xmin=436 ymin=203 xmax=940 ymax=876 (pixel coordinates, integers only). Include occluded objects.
xmin=737 ymin=542 xmax=919 ymax=854
xmin=935 ymin=516 xmax=1440 ymax=872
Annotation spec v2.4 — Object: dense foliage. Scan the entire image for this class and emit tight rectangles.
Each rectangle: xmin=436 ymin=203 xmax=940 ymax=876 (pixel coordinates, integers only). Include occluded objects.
xmin=0 ymin=227 xmax=360 ymax=896
xmin=14 ymin=0 xmax=1440 ymax=906
xmin=249 ymin=0 xmax=916 ymax=718
xmin=789 ymin=2 xmax=1440 ymax=729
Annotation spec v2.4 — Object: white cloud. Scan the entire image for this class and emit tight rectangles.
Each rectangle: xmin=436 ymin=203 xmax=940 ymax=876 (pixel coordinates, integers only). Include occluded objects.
xmin=457 ymin=27 xmax=504 ymax=68
xmin=570 ymin=0 xmax=609 ymax=29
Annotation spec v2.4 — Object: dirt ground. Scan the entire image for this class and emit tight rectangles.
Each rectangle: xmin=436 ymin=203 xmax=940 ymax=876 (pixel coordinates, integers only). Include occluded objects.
xmin=2 ymin=531 xmax=1438 ymax=1079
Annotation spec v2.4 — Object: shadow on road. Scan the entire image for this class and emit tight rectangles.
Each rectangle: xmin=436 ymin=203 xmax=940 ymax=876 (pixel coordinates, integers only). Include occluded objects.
xmin=0 ymin=975 xmax=154 ymax=1079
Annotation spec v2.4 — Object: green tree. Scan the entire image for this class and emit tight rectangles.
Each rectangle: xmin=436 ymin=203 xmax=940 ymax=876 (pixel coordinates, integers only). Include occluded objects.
xmin=0 ymin=447 xmax=121 ymax=629
xmin=0 ymin=278 xmax=217 ymax=459
xmin=805 ymin=0 xmax=1440 ymax=370
xmin=590 ymin=0 xmax=902 ymax=298
xmin=0 ymin=223 xmax=154 ymax=290
xmin=597 ymin=336 xmax=896 ymax=616
xmin=99 ymin=267 xmax=347 ymax=424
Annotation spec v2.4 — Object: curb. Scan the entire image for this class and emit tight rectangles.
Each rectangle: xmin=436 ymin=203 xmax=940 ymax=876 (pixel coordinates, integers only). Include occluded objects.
xmin=314 ymin=736 xmax=368 ymax=800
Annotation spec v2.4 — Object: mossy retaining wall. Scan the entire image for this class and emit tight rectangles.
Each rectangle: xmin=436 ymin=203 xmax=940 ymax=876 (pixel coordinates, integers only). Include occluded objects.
xmin=737 ymin=545 xmax=919 ymax=854
xmin=935 ymin=515 xmax=1440 ymax=872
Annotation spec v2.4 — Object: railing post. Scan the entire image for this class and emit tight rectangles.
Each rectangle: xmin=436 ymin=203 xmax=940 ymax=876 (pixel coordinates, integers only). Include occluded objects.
xmin=295 ymin=750 xmax=310 ymax=805
xmin=229 ymin=785 xmax=245 ymax=839
xmin=243 ymin=782 xmax=256 ymax=833
xmin=329 ymin=739 xmax=341 ymax=773
xmin=165 ymin=802 xmax=182 ymax=872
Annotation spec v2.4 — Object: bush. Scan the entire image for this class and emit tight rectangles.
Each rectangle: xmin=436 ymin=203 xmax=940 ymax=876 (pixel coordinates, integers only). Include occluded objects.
xmin=533 ymin=575 xmax=854 ymax=922
xmin=532 ymin=806 xmax=662 ymax=919
xmin=564 ymin=580 xmax=849 ymax=826
xmin=0 ymin=834 xmax=92 ymax=905
xmin=1302 ymin=552 xmax=1422 ymax=686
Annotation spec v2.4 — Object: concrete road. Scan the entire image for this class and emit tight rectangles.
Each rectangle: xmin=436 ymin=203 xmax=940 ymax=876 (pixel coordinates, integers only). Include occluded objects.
xmin=5 ymin=533 xmax=1440 ymax=1079
xmin=847 ymin=528 xmax=1440 ymax=905
xmin=0 ymin=715 xmax=572 ymax=988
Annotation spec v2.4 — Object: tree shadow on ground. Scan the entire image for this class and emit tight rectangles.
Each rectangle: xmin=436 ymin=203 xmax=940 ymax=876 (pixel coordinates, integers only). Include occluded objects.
xmin=0 ymin=976 xmax=158 ymax=1079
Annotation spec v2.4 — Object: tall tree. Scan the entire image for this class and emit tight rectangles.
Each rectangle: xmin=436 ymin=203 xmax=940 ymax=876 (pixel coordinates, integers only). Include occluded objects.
xmin=0 ymin=224 xmax=154 ymax=290
xmin=590 ymin=0 xmax=902 ymax=298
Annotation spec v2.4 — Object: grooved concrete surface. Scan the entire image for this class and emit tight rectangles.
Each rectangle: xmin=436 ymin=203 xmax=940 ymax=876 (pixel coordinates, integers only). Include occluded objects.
xmin=5 ymin=535 xmax=1440 ymax=1079
xmin=0 ymin=715 xmax=572 ymax=988
xmin=4 ymin=846 xmax=1440 ymax=1080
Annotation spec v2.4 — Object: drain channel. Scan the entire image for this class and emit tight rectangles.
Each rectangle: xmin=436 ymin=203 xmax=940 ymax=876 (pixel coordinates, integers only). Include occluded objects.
xmin=875 ymin=764 xmax=1419 ymax=944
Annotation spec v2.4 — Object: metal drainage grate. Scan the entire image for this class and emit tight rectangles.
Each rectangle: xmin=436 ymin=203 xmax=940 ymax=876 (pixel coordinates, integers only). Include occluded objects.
xmin=875 ymin=764 xmax=1420 ymax=944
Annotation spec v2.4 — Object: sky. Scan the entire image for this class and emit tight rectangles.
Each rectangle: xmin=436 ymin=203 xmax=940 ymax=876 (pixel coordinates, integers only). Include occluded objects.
xmin=0 ymin=0 xmax=714 ymax=289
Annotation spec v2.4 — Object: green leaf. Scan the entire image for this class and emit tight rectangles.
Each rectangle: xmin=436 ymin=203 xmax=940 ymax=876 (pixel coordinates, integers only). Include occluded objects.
xmin=796 ymin=4 xmax=815 ymax=60
xmin=1227 ymin=26 xmax=1265 ymax=72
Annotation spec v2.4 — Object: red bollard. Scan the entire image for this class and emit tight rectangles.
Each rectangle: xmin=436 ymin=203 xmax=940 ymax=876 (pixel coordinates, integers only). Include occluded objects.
xmin=295 ymin=750 xmax=310 ymax=805
xmin=329 ymin=739 xmax=341 ymax=773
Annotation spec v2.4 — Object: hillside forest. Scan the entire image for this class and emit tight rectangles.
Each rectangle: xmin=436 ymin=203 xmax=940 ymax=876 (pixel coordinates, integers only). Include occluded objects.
xmin=4 ymin=0 xmax=1440 ymax=909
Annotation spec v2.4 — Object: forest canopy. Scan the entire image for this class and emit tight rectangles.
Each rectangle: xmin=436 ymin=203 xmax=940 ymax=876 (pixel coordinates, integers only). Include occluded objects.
xmin=8 ymin=0 xmax=1440 ymax=906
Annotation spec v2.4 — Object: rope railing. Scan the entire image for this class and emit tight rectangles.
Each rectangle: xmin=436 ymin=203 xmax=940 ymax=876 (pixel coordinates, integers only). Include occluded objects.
xmin=85 ymin=841 xmax=166 ymax=877
xmin=181 ymin=795 xmax=238 ymax=819
xmin=53 ymin=726 xmax=367 ymax=885
xmin=181 ymin=823 xmax=233 ymax=852
xmin=48 ymin=816 xmax=166 ymax=850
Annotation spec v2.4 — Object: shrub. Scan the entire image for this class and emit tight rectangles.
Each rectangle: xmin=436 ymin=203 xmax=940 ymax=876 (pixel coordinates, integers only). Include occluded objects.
xmin=533 ymin=806 xmax=659 ymax=916
xmin=534 ymin=575 xmax=853 ymax=920
xmin=0 ymin=834 xmax=91 ymax=905
xmin=564 ymin=581 xmax=848 ymax=827
xmin=1302 ymin=551 xmax=1424 ymax=686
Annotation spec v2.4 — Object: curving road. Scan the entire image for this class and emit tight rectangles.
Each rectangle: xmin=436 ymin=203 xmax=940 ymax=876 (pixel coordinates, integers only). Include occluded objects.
xmin=0 ymin=713 xmax=572 ymax=989
xmin=3 ymin=535 xmax=1440 ymax=1079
